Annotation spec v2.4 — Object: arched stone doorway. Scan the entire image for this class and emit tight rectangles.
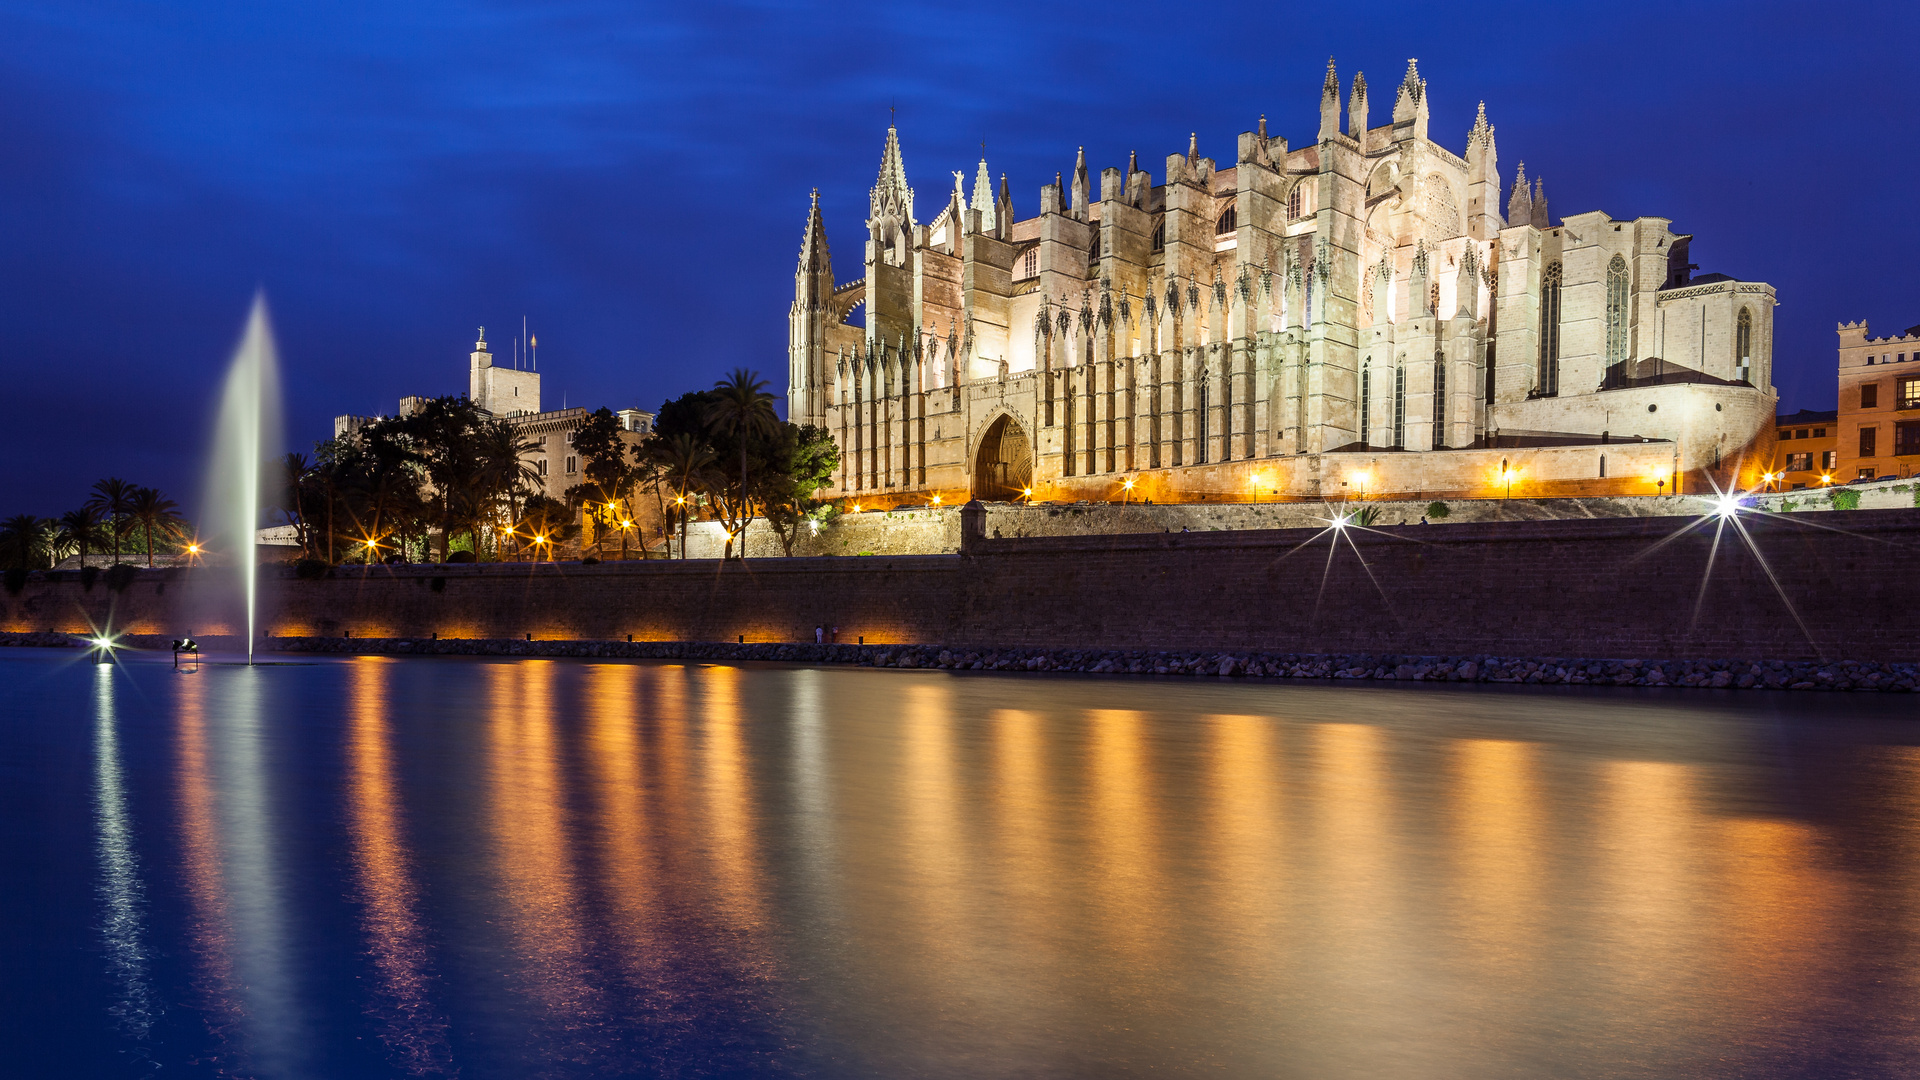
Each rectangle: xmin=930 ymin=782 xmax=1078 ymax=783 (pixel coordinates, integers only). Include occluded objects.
xmin=972 ymin=414 xmax=1033 ymax=500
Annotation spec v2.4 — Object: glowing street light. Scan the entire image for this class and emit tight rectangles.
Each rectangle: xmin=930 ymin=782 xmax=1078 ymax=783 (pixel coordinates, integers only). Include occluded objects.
xmin=930 ymin=493 xmax=943 ymax=506
xmin=1121 ymin=475 xmax=1136 ymax=505
xmin=1501 ymin=469 xmax=1518 ymax=499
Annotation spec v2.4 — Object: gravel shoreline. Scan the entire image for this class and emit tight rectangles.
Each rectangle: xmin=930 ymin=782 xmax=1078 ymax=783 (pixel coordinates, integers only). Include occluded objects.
xmin=10 ymin=632 xmax=1906 ymax=693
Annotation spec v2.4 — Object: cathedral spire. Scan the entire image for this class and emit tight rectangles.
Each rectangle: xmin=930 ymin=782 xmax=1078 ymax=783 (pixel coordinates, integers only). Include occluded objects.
xmin=1531 ymin=177 xmax=1549 ymax=228
xmin=1509 ymin=162 xmax=1532 ymax=228
xmin=970 ymin=153 xmax=996 ymax=236
xmin=1348 ymin=71 xmax=1370 ymax=148
xmin=1072 ymin=145 xmax=1089 ymax=220
xmin=1393 ymin=58 xmax=1430 ymax=142
xmin=869 ymin=121 xmax=915 ymax=226
xmin=1468 ymin=101 xmax=1493 ymax=152
xmin=1466 ymin=102 xmax=1502 ymax=239
xmin=797 ymin=188 xmax=830 ymax=278
xmin=1319 ymin=57 xmax=1341 ymax=141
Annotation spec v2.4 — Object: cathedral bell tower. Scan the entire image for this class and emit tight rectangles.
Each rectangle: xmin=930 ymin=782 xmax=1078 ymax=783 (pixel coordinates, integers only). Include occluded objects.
xmin=865 ymin=122 xmax=917 ymax=349
xmin=788 ymin=190 xmax=835 ymax=425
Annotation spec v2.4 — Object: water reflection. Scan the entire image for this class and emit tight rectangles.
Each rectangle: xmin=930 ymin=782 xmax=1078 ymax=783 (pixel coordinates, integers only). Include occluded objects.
xmin=28 ymin=655 xmax=1920 ymax=1078
xmin=93 ymin=665 xmax=155 ymax=1048
xmin=175 ymin=667 xmax=305 ymax=1076
xmin=345 ymin=658 xmax=452 ymax=1075
xmin=483 ymin=660 xmax=602 ymax=1057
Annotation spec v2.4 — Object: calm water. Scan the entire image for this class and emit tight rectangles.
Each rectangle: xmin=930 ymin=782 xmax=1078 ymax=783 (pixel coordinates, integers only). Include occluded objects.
xmin=5 ymin=649 xmax=1920 ymax=1079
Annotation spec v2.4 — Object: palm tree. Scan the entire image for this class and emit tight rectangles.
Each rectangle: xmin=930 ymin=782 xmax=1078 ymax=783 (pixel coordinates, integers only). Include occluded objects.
xmin=85 ymin=477 xmax=137 ymax=565
xmin=56 ymin=507 xmax=104 ymax=569
xmin=127 ymin=487 xmax=186 ymax=568
xmin=475 ymin=422 xmax=542 ymax=560
xmin=653 ymin=432 xmax=716 ymax=559
xmin=0 ymin=514 xmax=49 ymax=570
xmin=704 ymin=369 xmax=779 ymax=557
xmin=277 ymin=452 xmax=313 ymax=558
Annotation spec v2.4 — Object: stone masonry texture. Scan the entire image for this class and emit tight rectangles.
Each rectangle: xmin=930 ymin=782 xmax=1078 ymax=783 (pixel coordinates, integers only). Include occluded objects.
xmin=6 ymin=509 xmax=1916 ymax=663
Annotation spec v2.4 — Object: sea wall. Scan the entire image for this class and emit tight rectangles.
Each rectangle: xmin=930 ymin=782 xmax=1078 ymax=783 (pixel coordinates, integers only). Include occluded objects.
xmin=8 ymin=508 xmax=1918 ymax=662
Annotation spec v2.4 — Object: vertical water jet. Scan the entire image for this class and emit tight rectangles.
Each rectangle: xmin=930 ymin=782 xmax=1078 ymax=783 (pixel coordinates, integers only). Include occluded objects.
xmin=206 ymin=295 xmax=282 ymax=664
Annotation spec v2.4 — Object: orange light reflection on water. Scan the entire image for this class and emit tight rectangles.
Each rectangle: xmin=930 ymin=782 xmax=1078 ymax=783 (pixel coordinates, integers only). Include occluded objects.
xmin=345 ymin=657 xmax=453 ymax=1073
xmin=484 ymin=660 xmax=600 ymax=1034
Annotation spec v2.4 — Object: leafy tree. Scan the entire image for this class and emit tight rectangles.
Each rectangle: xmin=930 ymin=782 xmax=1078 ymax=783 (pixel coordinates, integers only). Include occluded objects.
xmin=127 ymin=487 xmax=186 ymax=567
xmin=514 ymin=495 xmax=573 ymax=561
xmin=761 ymin=424 xmax=841 ymax=556
xmin=565 ymin=407 xmax=634 ymax=557
xmin=276 ymin=452 xmax=315 ymax=557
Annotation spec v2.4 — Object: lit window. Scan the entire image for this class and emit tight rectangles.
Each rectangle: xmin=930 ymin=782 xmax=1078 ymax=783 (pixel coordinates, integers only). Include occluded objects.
xmin=1899 ymin=376 xmax=1920 ymax=409
xmin=1786 ymin=452 xmax=1812 ymax=472
xmin=1538 ymin=262 xmax=1562 ymax=396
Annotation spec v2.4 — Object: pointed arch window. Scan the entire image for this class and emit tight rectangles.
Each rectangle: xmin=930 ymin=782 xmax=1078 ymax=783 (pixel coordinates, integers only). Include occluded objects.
xmin=1393 ymin=365 xmax=1406 ymax=449
xmin=1216 ymin=206 xmax=1237 ymax=235
xmin=1022 ymin=249 xmax=1037 ymax=278
xmin=1151 ymin=222 xmax=1165 ymax=252
xmin=1360 ymin=365 xmax=1372 ymax=447
xmin=1605 ymin=254 xmax=1629 ymax=364
xmin=1736 ymin=307 xmax=1753 ymax=384
xmin=1538 ymin=261 xmax=1563 ymax=396
xmin=1288 ymin=184 xmax=1305 ymax=220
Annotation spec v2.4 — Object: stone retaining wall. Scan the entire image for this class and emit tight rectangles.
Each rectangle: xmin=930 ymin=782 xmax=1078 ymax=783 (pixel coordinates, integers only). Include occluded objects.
xmin=5 ymin=509 xmax=1918 ymax=663
xmin=682 ymin=479 xmax=1920 ymax=558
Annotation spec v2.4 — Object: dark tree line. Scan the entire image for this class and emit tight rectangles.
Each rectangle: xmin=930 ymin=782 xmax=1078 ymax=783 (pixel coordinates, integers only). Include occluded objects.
xmin=0 ymin=478 xmax=186 ymax=572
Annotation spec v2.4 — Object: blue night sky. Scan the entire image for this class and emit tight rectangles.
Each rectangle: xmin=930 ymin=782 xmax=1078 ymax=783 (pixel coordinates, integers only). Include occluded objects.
xmin=1 ymin=0 xmax=1913 ymax=516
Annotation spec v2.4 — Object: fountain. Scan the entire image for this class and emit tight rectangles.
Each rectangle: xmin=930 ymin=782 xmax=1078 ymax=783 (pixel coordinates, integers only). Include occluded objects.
xmin=205 ymin=295 xmax=282 ymax=664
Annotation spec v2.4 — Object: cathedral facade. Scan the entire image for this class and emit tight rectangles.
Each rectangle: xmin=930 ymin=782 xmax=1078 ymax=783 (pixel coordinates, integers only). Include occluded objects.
xmin=789 ymin=61 xmax=1777 ymax=505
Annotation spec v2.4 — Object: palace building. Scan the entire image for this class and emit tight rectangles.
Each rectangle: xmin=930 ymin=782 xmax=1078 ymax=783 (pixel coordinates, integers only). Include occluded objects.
xmin=788 ymin=59 xmax=1778 ymax=504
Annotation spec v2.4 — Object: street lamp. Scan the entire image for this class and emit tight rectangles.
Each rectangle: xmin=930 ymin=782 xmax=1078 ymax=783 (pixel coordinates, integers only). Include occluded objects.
xmin=1502 ymin=469 xmax=1517 ymax=499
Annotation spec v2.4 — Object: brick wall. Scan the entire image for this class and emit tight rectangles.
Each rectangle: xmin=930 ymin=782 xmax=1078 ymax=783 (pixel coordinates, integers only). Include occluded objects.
xmin=7 ymin=509 xmax=1916 ymax=662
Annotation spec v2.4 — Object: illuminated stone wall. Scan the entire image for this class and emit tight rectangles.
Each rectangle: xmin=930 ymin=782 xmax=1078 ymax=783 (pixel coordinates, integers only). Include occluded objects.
xmin=7 ymin=509 xmax=1917 ymax=661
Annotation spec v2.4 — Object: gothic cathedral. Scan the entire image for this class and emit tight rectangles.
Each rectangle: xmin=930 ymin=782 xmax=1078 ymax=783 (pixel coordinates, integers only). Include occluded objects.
xmin=789 ymin=60 xmax=1777 ymax=504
